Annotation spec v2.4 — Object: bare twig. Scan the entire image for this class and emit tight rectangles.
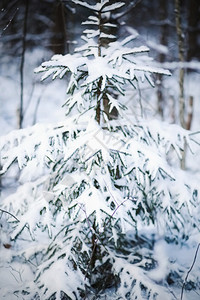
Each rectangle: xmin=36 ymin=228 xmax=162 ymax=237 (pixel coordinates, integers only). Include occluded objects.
xmin=167 ymin=286 xmax=179 ymax=300
xmin=180 ymin=243 xmax=200 ymax=300
xmin=0 ymin=7 xmax=19 ymax=36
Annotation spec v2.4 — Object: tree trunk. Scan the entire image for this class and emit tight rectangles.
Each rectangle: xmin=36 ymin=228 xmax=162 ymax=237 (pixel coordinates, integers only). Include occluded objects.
xmin=187 ymin=0 xmax=200 ymax=61
xmin=156 ymin=0 xmax=168 ymax=118
xmin=175 ymin=0 xmax=185 ymax=129
xmin=19 ymin=0 xmax=29 ymax=129
xmin=51 ymin=0 xmax=67 ymax=54
xmin=95 ymin=11 xmax=103 ymax=125
xmin=175 ymin=0 xmax=187 ymax=170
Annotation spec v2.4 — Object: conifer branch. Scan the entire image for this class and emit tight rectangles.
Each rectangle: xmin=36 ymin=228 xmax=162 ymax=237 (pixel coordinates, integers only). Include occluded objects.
xmin=0 ymin=208 xmax=20 ymax=222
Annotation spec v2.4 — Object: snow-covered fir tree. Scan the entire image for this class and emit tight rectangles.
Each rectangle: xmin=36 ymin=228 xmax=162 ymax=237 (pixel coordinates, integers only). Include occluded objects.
xmin=0 ymin=0 xmax=200 ymax=299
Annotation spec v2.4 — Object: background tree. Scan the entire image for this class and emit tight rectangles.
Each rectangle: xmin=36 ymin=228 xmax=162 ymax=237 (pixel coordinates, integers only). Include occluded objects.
xmin=156 ymin=0 xmax=168 ymax=118
xmin=187 ymin=0 xmax=200 ymax=61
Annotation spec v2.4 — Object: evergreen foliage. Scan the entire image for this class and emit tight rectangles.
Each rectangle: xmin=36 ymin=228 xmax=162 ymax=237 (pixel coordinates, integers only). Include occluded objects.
xmin=0 ymin=1 xmax=200 ymax=299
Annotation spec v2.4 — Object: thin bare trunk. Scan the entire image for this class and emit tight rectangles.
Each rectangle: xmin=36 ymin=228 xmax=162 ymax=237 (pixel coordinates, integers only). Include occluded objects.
xmin=180 ymin=96 xmax=194 ymax=169
xmin=186 ymin=96 xmax=193 ymax=130
xmin=19 ymin=0 xmax=29 ymax=129
xmin=175 ymin=0 xmax=185 ymax=128
xmin=52 ymin=0 xmax=67 ymax=54
xmin=0 ymin=166 xmax=2 ymax=196
xmin=175 ymin=0 xmax=194 ymax=170
xmin=187 ymin=0 xmax=200 ymax=61
xmin=175 ymin=0 xmax=186 ymax=169
xmin=157 ymin=0 xmax=168 ymax=118
xmin=169 ymin=95 xmax=176 ymax=123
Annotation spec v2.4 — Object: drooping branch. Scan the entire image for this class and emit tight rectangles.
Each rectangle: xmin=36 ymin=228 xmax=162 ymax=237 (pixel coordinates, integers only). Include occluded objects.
xmin=0 ymin=208 xmax=20 ymax=222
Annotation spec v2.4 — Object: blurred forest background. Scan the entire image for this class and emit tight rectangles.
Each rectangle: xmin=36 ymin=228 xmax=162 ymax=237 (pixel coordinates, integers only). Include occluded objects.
xmin=0 ymin=0 xmax=200 ymax=134
xmin=1 ymin=0 xmax=200 ymax=58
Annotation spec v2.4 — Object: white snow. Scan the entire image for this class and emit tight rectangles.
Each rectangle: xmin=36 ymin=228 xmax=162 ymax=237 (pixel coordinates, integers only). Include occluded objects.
xmin=1 ymin=2 xmax=200 ymax=299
